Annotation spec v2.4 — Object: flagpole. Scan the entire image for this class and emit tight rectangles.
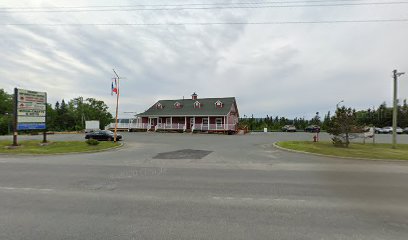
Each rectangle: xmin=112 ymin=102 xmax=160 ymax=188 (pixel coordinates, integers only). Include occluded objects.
xmin=113 ymin=69 xmax=120 ymax=143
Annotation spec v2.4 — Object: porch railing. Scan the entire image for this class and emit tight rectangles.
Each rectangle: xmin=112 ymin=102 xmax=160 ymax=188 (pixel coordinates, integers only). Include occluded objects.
xmin=106 ymin=122 xmax=237 ymax=131
xmin=156 ymin=123 xmax=186 ymax=130
xmin=106 ymin=123 xmax=131 ymax=129
xmin=106 ymin=123 xmax=151 ymax=130
xmin=129 ymin=123 xmax=150 ymax=129
xmin=193 ymin=124 xmax=237 ymax=131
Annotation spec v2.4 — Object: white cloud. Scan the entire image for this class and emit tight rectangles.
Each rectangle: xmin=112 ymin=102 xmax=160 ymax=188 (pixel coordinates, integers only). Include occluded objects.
xmin=0 ymin=0 xmax=407 ymax=119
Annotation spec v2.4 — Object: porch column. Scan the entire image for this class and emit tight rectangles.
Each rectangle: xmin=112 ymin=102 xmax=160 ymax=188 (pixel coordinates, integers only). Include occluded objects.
xmin=184 ymin=116 xmax=187 ymax=130
xmin=170 ymin=117 xmax=173 ymax=128
xmin=224 ymin=116 xmax=226 ymax=130
xmin=208 ymin=116 xmax=210 ymax=130
xmin=226 ymin=114 xmax=229 ymax=130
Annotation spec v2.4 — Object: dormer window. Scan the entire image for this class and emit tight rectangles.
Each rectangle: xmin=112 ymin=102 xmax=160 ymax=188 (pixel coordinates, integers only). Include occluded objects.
xmin=174 ymin=102 xmax=183 ymax=109
xmin=156 ymin=102 xmax=163 ymax=109
xmin=194 ymin=101 xmax=201 ymax=108
xmin=215 ymin=100 xmax=223 ymax=108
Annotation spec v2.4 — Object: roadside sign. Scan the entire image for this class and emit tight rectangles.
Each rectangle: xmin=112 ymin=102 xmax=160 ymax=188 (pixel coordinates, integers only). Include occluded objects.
xmin=15 ymin=88 xmax=47 ymax=130
xmin=12 ymin=88 xmax=48 ymax=146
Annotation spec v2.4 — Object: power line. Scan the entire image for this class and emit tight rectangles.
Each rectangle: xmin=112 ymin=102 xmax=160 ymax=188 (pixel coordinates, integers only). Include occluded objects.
xmin=1 ymin=1 xmax=407 ymax=13
xmin=0 ymin=0 xmax=399 ymax=9
xmin=2 ymin=19 xmax=408 ymax=27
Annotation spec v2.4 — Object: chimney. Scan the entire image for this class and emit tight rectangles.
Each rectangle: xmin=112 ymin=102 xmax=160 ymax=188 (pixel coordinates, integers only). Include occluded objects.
xmin=191 ymin=92 xmax=198 ymax=100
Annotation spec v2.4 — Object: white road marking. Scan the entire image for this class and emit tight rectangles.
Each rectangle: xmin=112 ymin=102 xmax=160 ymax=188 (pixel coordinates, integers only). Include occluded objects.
xmin=0 ymin=186 xmax=55 ymax=192
xmin=212 ymin=196 xmax=305 ymax=202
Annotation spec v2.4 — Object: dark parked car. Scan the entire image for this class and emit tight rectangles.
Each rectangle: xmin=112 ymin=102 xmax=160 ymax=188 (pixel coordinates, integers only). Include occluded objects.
xmin=85 ymin=130 xmax=122 ymax=141
xmin=304 ymin=125 xmax=320 ymax=132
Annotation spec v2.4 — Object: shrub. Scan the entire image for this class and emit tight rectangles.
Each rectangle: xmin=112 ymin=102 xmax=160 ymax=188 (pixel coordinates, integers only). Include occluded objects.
xmin=85 ymin=139 xmax=99 ymax=145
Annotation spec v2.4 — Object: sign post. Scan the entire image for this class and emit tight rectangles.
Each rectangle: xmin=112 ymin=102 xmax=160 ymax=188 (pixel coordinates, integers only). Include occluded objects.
xmin=13 ymin=88 xmax=18 ymax=146
xmin=13 ymin=88 xmax=47 ymax=145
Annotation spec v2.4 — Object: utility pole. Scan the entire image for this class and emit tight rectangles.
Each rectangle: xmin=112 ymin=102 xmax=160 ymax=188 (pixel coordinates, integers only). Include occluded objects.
xmin=113 ymin=69 xmax=121 ymax=143
xmin=392 ymin=69 xmax=405 ymax=149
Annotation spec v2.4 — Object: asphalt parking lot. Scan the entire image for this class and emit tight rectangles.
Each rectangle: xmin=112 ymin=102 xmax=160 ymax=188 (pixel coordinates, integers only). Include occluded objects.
xmin=1 ymin=132 xmax=408 ymax=240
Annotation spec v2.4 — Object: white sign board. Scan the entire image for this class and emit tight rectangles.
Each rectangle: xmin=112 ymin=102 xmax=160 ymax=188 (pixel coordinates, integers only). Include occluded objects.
xmin=16 ymin=88 xmax=47 ymax=130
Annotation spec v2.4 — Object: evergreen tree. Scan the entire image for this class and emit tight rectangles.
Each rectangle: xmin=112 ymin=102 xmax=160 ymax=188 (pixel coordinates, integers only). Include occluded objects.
xmin=327 ymin=106 xmax=360 ymax=147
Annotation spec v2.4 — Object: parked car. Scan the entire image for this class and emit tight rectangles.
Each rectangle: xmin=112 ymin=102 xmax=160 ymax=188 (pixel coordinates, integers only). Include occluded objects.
xmin=374 ymin=127 xmax=383 ymax=134
xmin=304 ymin=125 xmax=320 ymax=132
xmin=378 ymin=126 xmax=403 ymax=134
xmin=404 ymin=127 xmax=408 ymax=134
xmin=85 ymin=130 xmax=122 ymax=141
xmin=381 ymin=126 xmax=393 ymax=134
xmin=282 ymin=125 xmax=297 ymax=132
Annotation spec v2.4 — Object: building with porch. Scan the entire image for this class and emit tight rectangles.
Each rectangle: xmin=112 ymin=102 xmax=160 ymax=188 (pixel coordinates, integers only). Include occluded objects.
xmin=133 ymin=93 xmax=239 ymax=133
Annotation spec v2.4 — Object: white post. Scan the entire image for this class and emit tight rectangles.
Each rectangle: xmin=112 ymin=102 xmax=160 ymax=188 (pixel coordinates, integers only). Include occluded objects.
xmin=208 ymin=116 xmax=210 ymax=130
xmin=227 ymin=114 xmax=229 ymax=130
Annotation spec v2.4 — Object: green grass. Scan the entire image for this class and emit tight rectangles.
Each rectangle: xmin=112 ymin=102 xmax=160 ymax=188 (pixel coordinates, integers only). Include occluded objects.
xmin=0 ymin=140 xmax=120 ymax=154
xmin=276 ymin=141 xmax=408 ymax=160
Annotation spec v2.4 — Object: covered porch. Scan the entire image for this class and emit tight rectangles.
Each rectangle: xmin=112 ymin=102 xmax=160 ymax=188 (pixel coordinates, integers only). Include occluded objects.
xmin=134 ymin=116 xmax=237 ymax=132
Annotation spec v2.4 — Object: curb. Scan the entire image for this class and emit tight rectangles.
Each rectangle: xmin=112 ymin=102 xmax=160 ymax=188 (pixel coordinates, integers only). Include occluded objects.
xmin=0 ymin=142 xmax=124 ymax=156
xmin=272 ymin=141 xmax=408 ymax=162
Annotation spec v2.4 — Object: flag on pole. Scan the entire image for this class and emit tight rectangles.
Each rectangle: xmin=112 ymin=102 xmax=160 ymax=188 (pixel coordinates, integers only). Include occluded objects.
xmin=111 ymin=78 xmax=117 ymax=95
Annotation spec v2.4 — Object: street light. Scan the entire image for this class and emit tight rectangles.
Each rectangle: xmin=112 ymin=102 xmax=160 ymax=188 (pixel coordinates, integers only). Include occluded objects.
xmin=392 ymin=70 xmax=405 ymax=149
xmin=336 ymin=100 xmax=344 ymax=110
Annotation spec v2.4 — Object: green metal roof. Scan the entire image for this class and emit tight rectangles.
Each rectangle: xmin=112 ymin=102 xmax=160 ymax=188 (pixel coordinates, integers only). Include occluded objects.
xmin=137 ymin=97 xmax=237 ymax=117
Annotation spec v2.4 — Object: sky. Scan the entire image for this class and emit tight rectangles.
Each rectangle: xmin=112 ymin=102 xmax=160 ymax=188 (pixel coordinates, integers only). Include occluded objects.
xmin=0 ymin=0 xmax=408 ymax=119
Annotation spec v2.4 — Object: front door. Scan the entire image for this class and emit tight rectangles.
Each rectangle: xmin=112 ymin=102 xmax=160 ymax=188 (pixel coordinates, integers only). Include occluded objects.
xmin=190 ymin=118 xmax=195 ymax=129
xmin=216 ymin=118 xmax=222 ymax=129
xmin=150 ymin=118 xmax=157 ymax=126
xmin=203 ymin=118 xmax=209 ymax=130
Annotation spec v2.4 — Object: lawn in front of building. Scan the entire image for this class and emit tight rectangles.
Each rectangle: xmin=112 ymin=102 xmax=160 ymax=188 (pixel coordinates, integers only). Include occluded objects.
xmin=0 ymin=140 xmax=120 ymax=154
xmin=276 ymin=141 xmax=408 ymax=160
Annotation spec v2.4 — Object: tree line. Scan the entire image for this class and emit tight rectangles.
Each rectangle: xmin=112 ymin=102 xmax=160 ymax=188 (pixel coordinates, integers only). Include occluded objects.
xmin=238 ymin=100 xmax=408 ymax=131
xmin=2 ymin=87 xmax=408 ymax=134
xmin=238 ymin=114 xmax=323 ymax=131
xmin=0 ymin=89 xmax=113 ymax=135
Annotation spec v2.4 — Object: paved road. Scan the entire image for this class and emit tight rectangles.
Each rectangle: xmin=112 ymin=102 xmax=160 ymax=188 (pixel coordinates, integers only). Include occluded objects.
xmin=0 ymin=132 xmax=408 ymax=240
